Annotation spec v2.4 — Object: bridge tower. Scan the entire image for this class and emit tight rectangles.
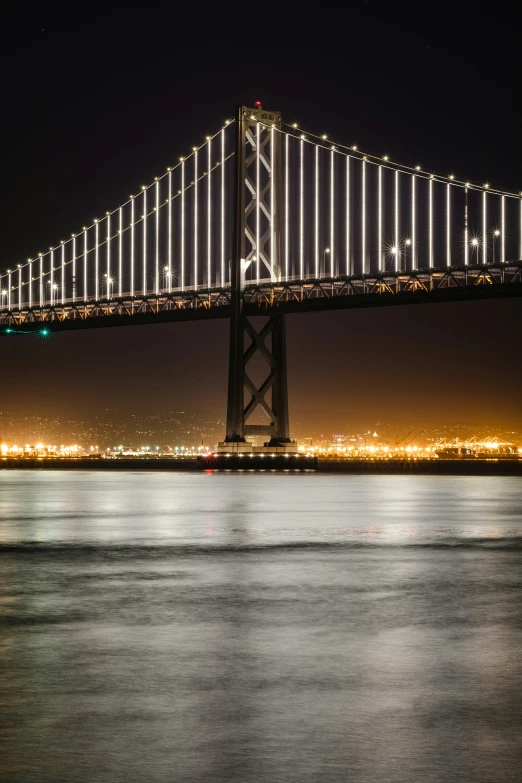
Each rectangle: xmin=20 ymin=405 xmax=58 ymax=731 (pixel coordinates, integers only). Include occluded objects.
xmin=218 ymin=104 xmax=294 ymax=453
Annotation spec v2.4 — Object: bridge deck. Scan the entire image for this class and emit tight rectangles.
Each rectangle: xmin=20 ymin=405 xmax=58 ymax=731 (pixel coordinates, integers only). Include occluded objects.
xmin=1 ymin=264 xmax=521 ymax=334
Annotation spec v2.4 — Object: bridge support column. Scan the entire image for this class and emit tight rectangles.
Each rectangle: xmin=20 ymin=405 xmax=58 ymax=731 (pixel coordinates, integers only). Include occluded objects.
xmin=222 ymin=311 xmax=292 ymax=449
xmin=267 ymin=312 xmax=290 ymax=446
xmin=219 ymin=103 xmax=295 ymax=453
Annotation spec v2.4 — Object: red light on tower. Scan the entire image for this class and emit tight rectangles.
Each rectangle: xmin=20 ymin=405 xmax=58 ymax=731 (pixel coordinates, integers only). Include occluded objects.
xmin=255 ymin=100 xmax=262 ymax=107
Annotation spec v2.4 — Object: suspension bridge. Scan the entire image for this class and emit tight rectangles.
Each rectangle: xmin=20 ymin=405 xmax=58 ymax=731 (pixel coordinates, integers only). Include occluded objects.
xmin=1 ymin=103 xmax=521 ymax=452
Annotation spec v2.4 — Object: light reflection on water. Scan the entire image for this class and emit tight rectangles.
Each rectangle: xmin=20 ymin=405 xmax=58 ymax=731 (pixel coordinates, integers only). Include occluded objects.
xmin=0 ymin=471 xmax=521 ymax=782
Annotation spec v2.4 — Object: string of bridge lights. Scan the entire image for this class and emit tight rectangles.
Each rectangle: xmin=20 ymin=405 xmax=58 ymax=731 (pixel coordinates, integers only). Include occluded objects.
xmin=249 ymin=118 xmax=521 ymax=278
xmin=280 ymin=120 xmax=522 ymax=200
xmin=2 ymin=112 xmax=522 ymax=306
xmin=0 ymin=119 xmax=235 ymax=302
xmin=239 ymin=108 xmax=520 ymax=279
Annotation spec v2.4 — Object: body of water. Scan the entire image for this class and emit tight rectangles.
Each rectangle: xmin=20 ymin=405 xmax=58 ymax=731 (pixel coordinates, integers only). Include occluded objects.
xmin=1 ymin=471 xmax=521 ymax=782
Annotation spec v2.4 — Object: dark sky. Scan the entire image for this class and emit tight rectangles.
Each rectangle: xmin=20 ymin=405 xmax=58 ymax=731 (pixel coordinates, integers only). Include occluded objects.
xmin=1 ymin=6 xmax=521 ymax=439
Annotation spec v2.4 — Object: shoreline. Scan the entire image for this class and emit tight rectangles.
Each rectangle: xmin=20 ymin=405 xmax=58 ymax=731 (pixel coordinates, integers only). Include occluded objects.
xmin=1 ymin=457 xmax=522 ymax=476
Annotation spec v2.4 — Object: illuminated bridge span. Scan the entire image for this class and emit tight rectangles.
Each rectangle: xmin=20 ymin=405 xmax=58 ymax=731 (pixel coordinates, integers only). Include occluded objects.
xmin=2 ymin=104 xmax=521 ymax=449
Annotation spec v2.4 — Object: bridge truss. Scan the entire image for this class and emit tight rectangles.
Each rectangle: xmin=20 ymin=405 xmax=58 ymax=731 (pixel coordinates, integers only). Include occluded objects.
xmin=1 ymin=263 xmax=521 ymax=331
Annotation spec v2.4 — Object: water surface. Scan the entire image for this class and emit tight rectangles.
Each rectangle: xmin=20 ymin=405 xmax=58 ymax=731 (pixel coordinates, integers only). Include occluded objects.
xmin=1 ymin=471 xmax=521 ymax=782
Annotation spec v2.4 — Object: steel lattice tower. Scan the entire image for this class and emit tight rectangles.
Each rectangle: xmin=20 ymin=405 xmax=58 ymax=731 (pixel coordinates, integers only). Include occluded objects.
xmin=221 ymin=104 xmax=292 ymax=451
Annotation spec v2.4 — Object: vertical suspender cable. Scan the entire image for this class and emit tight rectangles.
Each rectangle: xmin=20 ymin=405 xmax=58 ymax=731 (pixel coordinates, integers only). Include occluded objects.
xmin=118 ymin=208 xmax=122 ymax=297
xmin=394 ymin=170 xmax=399 ymax=272
xmin=194 ymin=151 xmax=198 ymax=289
xmin=95 ymin=221 xmax=99 ymax=299
xmin=446 ymin=184 xmax=451 ymax=267
xmin=519 ymin=197 xmax=522 ymax=261
xmin=464 ymin=187 xmax=469 ymax=266
xmin=154 ymin=179 xmax=160 ymax=296
xmin=106 ymin=214 xmax=111 ymax=299
xmin=411 ymin=174 xmax=416 ymax=270
xmin=72 ymin=234 xmax=76 ymax=301
xmin=181 ymin=160 xmax=185 ymax=290
xmin=429 ymin=178 xmax=433 ymax=268
xmin=314 ymin=145 xmax=319 ymax=278
xmin=142 ymin=188 xmax=147 ymax=296
xmin=83 ymin=230 xmax=88 ymax=301
xmin=167 ymin=170 xmax=172 ymax=293
xmin=130 ymin=199 xmax=135 ymax=298
xmin=346 ymin=156 xmax=350 ymax=275
xmin=378 ymin=165 xmax=382 ymax=272
xmin=221 ymin=130 xmax=225 ymax=286
xmin=61 ymin=243 xmax=65 ymax=304
xmin=50 ymin=250 xmax=54 ymax=305
xmin=362 ymin=159 xmax=366 ymax=273
xmin=39 ymin=255 xmax=43 ymax=307
xmin=155 ymin=180 xmax=160 ymax=296
xmin=330 ymin=149 xmax=335 ymax=277
xmin=482 ymin=191 xmax=487 ymax=264
xmin=207 ymin=139 xmax=212 ymax=287
xmin=285 ymin=134 xmax=289 ymax=280
xmin=300 ymin=137 xmax=304 ymax=279
xmin=501 ymin=196 xmax=505 ymax=263
xmin=107 ymin=214 xmax=111 ymax=295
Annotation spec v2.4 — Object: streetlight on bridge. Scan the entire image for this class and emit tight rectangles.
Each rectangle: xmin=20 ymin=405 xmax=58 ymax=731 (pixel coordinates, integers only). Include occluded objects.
xmin=47 ymin=280 xmax=58 ymax=306
xmin=404 ymin=238 xmax=412 ymax=271
xmin=103 ymin=274 xmax=114 ymax=300
xmin=492 ymin=229 xmax=500 ymax=264
xmin=323 ymin=247 xmax=330 ymax=277
xmin=470 ymin=237 xmax=480 ymax=265
xmin=389 ymin=245 xmax=398 ymax=272
xmin=164 ymin=265 xmax=171 ymax=291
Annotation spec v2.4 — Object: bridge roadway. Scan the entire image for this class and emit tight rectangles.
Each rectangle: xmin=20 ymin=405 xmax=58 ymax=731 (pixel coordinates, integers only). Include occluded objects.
xmin=1 ymin=263 xmax=521 ymax=334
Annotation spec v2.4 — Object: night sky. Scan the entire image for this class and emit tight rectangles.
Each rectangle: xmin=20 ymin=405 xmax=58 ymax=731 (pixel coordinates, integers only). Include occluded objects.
xmin=1 ymin=7 xmax=521 ymax=439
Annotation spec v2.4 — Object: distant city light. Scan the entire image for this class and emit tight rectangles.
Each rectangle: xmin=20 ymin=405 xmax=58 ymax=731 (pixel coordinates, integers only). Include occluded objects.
xmin=0 ymin=426 xmax=519 ymax=465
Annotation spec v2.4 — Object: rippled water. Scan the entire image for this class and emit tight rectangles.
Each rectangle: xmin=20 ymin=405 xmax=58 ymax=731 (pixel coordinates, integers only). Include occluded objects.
xmin=1 ymin=471 xmax=521 ymax=782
